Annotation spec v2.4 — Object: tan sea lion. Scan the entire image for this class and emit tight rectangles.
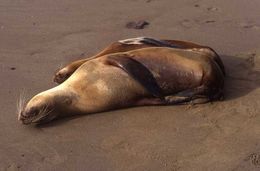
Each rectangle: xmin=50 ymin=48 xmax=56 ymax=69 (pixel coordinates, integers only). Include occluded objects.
xmin=54 ymin=37 xmax=225 ymax=84
xmin=18 ymin=38 xmax=225 ymax=124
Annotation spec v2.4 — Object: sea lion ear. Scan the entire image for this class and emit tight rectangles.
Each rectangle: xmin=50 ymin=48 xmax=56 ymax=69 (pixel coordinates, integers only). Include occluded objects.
xmin=104 ymin=55 xmax=163 ymax=98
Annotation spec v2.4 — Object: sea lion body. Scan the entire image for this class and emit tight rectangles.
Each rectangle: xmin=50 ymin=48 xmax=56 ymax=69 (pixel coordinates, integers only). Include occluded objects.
xmin=18 ymin=38 xmax=225 ymax=124
xmin=54 ymin=37 xmax=225 ymax=84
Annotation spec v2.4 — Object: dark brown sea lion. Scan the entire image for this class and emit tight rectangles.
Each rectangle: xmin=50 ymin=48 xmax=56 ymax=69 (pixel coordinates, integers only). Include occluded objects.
xmin=54 ymin=37 xmax=225 ymax=84
xmin=18 ymin=38 xmax=225 ymax=125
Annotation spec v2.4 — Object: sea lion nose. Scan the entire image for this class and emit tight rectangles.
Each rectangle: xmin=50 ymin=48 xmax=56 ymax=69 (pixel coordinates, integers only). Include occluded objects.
xmin=20 ymin=107 xmax=39 ymax=119
xmin=19 ymin=111 xmax=30 ymax=125
xmin=18 ymin=111 xmax=27 ymax=121
xmin=18 ymin=110 xmax=30 ymax=121
xmin=18 ymin=107 xmax=41 ymax=124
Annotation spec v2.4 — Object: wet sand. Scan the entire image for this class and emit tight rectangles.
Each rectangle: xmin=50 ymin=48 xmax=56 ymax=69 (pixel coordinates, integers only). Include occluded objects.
xmin=0 ymin=0 xmax=260 ymax=170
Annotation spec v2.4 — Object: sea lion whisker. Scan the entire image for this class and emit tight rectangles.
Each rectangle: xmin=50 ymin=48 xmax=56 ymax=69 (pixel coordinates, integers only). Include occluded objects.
xmin=32 ymin=108 xmax=54 ymax=123
xmin=17 ymin=89 xmax=27 ymax=120
xmin=38 ymin=103 xmax=50 ymax=117
xmin=45 ymin=108 xmax=54 ymax=117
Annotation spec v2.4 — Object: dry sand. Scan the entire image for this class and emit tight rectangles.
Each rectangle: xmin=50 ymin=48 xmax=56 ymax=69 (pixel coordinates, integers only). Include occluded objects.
xmin=0 ymin=0 xmax=260 ymax=170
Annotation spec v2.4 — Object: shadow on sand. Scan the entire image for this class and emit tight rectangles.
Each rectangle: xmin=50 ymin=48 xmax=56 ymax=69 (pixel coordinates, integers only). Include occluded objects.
xmin=221 ymin=54 xmax=260 ymax=101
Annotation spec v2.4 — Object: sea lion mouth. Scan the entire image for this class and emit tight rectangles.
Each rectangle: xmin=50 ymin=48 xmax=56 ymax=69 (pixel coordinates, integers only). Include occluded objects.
xmin=21 ymin=112 xmax=55 ymax=125
xmin=19 ymin=106 xmax=56 ymax=125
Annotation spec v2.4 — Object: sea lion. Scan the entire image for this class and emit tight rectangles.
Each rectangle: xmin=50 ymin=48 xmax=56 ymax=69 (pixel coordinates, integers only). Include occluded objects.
xmin=18 ymin=39 xmax=225 ymax=125
xmin=54 ymin=37 xmax=225 ymax=84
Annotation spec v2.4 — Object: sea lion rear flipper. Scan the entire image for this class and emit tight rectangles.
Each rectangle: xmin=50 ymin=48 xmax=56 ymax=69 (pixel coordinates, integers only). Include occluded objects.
xmin=165 ymin=95 xmax=210 ymax=105
xmin=104 ymin=55 xmax=163 ymax=98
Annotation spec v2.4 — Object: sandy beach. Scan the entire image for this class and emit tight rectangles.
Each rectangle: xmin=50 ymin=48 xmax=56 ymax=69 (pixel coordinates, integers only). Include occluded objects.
xmin=0 ymin=0 xmax=260 ymax=170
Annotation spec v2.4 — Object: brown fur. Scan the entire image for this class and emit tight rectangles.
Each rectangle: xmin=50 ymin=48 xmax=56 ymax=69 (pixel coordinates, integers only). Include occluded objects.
xmin=54 ymin=38 xmax=225 ymax=84
xmin=18 ymin=39 xmax=225 ymax=124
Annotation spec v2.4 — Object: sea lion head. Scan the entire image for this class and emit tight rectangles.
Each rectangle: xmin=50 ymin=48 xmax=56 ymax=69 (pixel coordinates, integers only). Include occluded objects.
xmin=18 ymin=86 xmax=77 ymax=125
xmin=18 ymin=60 xmax=106 ymax=125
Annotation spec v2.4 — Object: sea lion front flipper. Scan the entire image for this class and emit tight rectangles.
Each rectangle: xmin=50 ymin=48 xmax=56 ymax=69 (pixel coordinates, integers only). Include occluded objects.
xmin=104 ymin=55 xmax=163 ymax=98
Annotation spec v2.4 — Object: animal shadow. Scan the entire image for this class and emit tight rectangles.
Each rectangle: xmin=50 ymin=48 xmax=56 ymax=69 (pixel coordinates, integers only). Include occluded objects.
xmin=221 ymin=54 xmax=260 ymax=101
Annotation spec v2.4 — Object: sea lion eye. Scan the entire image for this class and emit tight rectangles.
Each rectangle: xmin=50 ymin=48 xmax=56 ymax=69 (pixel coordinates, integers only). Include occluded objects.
xmin=64 ymin=98 xmax=72 ymax=105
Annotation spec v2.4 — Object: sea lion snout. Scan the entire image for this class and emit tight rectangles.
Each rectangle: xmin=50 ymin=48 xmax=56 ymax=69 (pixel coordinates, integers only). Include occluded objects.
xmin=18 ymin=87 xmax=77 ymax=124
xmin=19 ymin=107 xmax=40 ymax=124
xmin=18 ymin=94 xmax=58 ymax=124
xmin=18 ymin=103 xmax=54 ymax=125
